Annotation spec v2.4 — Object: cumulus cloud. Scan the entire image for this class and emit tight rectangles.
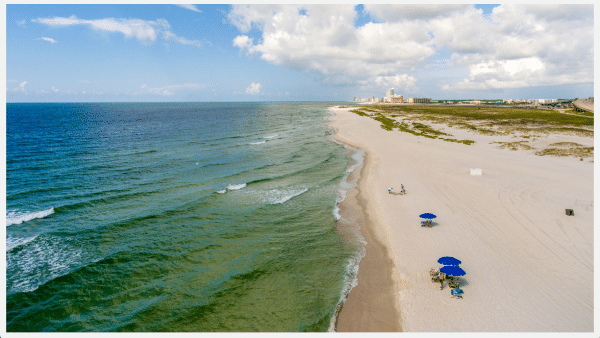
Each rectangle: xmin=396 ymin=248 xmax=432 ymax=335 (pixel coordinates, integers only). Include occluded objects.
xmin=364 ymin=4 xmax=470 ymax=21
xmin=176 ymin=5 xmax=202 ymax=13
xmin=38 ymin=37 xmax=57 ymax=43
xmin=228 ymin=4 xmax=593 ymax=94
xmin=12 ymin=81 xmax=28 ymax=92
xmin=33 ymin=15 xmax=201 ymax=47
xmin=245 ymin=83 xmax=261 ymax=95
xmin=369 ymin=74 xmax=419 ymax=93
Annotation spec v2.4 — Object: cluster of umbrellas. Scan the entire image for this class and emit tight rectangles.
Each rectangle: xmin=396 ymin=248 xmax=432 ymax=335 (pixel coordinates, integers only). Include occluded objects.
xmin=438 ymin=256 xmax=466 ymax=277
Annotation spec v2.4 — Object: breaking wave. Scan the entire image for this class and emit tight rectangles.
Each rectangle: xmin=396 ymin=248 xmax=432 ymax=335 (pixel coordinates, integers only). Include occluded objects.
xmin=6 ymin=208 xmax=55 ymax=226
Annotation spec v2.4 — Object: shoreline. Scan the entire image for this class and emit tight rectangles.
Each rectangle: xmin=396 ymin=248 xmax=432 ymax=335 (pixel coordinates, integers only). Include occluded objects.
xmin=327 ymin=110 xmax=401 ymax=332
xmin=326 ymin=105 xmax=593 ymax=331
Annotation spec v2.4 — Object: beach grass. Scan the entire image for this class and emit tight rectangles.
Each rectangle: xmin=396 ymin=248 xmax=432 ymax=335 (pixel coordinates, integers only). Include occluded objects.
xmin=349 ymin=105 xmax=593 ymax=150
xmin=535 ymin=142 xmax=594 ymax=157
xmin=491 ymin=141 xmax=534 ymax=151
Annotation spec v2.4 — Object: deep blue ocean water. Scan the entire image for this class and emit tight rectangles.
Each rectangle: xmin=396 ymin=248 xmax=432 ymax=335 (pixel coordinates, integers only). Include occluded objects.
xmin=5 ymin=102 xmax=363 ymax=332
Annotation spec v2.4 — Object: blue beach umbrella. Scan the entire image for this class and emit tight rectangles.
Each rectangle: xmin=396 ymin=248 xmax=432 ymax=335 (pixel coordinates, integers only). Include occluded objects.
xmin=440 ymin=265 xmax=466 ymax=277
xmin=419 ymin=213 xmax=437 ymax=219
xmin=438 ymin=256 xmax=461 ymax=266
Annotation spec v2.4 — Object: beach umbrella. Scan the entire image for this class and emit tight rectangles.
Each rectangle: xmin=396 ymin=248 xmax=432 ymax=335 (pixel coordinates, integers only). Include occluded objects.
xmin=440 ymin=265 xmax=466 ymax=277
xmin=438 ymin=256 xmax=461 ymax=266
xmin=419 ymin=213 xmax=437 ymax=219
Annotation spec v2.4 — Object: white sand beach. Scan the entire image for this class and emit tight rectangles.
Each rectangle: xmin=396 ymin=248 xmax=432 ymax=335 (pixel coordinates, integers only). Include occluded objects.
xmin=329 ymin=106 xmax=593 ymax=331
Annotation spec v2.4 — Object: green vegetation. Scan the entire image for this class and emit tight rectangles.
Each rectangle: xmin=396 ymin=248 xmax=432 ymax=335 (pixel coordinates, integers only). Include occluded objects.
xmin=348 ymin=104 xmax=593 ymax=151
xmin=411 ymin=122 xmax=451 ymax=136
xmin=443 ymin=138 xmax=476 ymax=145
xmin=535 ymin=142 xmax=593 ymax=158
xmin=372 ymin=114 xmax=397 ymax=131
xmin=565 ymin=109 xmax=594 ymax=118
xmin=491 ymin=141 xmax=534 ymax=151
xmin=350 ymin=109 xmax=369 ymax=117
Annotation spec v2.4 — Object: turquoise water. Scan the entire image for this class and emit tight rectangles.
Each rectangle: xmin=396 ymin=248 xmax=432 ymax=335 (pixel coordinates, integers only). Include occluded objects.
xmin=6 ymin=102 xmax=362 ymax=332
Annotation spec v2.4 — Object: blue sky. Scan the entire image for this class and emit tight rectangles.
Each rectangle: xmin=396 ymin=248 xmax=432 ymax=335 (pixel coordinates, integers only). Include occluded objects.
xmin=5 ymin=4 xmax=595 ymax=102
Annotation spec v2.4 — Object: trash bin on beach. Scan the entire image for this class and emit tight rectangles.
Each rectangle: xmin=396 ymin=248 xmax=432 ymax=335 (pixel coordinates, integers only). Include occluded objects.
xmin=565 ymin=209 xmax=574 ymax=216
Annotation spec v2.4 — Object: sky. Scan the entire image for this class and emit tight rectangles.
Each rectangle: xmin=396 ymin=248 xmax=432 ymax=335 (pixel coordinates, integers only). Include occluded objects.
xmin=4 ymin=4 xmax=595 ymax=102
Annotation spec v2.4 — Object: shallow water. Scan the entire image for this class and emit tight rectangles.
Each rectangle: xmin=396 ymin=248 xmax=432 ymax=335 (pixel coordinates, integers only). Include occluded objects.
xmin=6 ymin=102 xmax=363 ymax=332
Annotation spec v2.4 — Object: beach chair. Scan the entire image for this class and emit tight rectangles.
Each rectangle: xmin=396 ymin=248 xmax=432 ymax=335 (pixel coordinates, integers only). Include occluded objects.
xmin=451 ymin=285 xmax=463 ymax=299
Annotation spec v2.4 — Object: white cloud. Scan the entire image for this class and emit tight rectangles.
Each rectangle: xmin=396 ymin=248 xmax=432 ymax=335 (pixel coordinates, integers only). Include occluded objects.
xmin=176 ymin=5 xmax=202 ymax=13
xmin=364 ymin=5 xmax=470 ymax=21
xmin=141 ymin=83 xmax=205 ymax=96
xmin=233 ymin=35 xmax=255 ymax=54
xmin=368 ymin=74 xmax=419 ymax=93
xmin=163 ymin=31 xmax=202 ymax=47
xmin=12 ymin=81 xmax=28 ymax=92
xmin=245 ymin=83 xmax=261 ymax=95
xmin=228 ymin=5 xmax=593 ymax=93
xmin=38 ymin=37 xmax=57 ymax=43
xmin=33 ymin=15 xmax=201 ymax=47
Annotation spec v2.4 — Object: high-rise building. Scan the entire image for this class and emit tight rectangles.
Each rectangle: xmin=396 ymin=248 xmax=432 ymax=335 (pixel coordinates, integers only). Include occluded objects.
xmin=386 ymin=88 xmax=394 ymax=101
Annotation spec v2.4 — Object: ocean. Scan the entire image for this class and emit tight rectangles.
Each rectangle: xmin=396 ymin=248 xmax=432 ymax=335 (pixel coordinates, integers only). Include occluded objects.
xmin=5 ymin=102 xmax=364 ymax=332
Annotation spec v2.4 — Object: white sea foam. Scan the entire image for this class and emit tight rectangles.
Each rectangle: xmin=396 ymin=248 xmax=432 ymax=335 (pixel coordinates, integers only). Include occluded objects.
xmin=6 ymin=234 xmax=87 ymax=294
xmin=6 ymin=235 xmax=38 ymax=252
xmin=249 ymin=140 xmax=266 ymax=145
xmin=328 ymin=243 xmax=366 ymax=332
xmin=333 ymin=205 xmax=341 ymax=220
xmin=6 ymin=208 xmax=55 ymax=226
xmin=217 ymin=189 xmax=227 ymax=194
xmin=227 ymin=183 xmax=247 ymax=190
xmin=266 ymin=188 xmax=308 ymax=204
xmin=347 ymin=149 xmax=365 ymax=173
xmin=264 ymin=134 xmax=278 ymax=139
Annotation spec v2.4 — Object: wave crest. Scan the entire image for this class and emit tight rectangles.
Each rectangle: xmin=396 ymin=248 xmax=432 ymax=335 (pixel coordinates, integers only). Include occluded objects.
xmin=266 ymin=188 xmax=308 ymax=204
xmin=227 ymin=183 xmax=247 ymax=190
xmin=6 ymin=208 xmax=55 ymax=226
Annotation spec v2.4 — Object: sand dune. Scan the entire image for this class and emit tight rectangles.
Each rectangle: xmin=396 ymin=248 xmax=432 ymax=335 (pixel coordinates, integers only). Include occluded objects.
xmin=328 ymin=106 xmax=593 ymax=331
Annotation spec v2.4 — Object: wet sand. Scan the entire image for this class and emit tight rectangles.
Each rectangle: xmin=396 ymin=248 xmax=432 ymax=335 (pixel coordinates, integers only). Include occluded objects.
xmin=334 ymin=149 xmax=400 ymax=332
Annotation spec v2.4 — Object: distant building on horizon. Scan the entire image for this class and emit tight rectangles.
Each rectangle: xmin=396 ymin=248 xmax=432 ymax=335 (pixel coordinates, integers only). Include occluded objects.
xmin=390 ymin=95 xmax=404 ymax=103
xmin=386 ymin=88 xmax=394 ymax=102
